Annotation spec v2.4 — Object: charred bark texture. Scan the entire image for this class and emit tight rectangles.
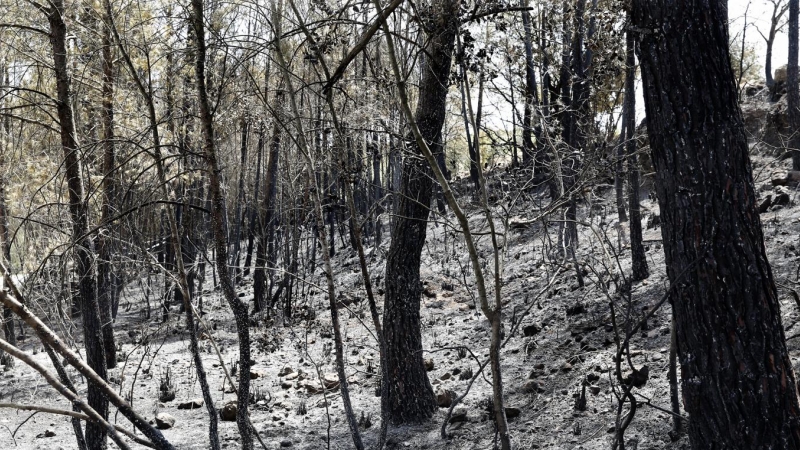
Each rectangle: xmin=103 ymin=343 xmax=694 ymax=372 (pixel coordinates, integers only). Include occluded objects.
xmin=634 ymin=1 xmax=800 ymax=447
xmin=624 ymin=21 xmax=647 ymax=281
xmin=48 ymin=1 xmax=109 ymax=448
xmin=383 ymin=0 xmax=459 ymax=424
xmin=789 ymin=0 xmax=800 ymax=169
xmin=189 ymin=1 xmax=253 ymax=447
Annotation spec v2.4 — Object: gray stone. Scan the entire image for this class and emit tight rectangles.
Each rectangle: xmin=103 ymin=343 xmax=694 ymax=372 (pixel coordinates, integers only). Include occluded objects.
xmin=220 ymin=402 xmax=237 ymax=421
xmin=436 ymin=388 xmax=456 ymax=408
xmin=155 ymin=413 xmax=176 ymax=429
xmin=177 ymin=398 xmax=204 ymax=410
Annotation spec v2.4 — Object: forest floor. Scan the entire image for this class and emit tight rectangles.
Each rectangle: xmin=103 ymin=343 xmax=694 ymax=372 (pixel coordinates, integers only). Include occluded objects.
xmin=3 ymin=152 xmax=800 ymax=450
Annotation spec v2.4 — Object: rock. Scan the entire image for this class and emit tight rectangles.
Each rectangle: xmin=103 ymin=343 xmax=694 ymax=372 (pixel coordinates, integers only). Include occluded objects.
xmin=284 ymin=372 xmax=299 ymax=381
xmin=38 ymin=429 xmax=56 ymax=438
xmin=155 ymin=413 xmax=176 ymax=429
xmin=776 ymin=65 xmax=788 ymax=84
xmin=436 ymin=388 xmax=456 ymax=408
xmin=521 ymin=380 xmax=544 ymax=394
xmin=322 ymin=373 xmax=340 ymax=390
xmin=278 ymin=366 xmax=294 ymax=377
xmin=624 ymin=366 xmax=650 ymax=388
xmin=589 ymin=385 xmax=601 ymax=395
xmin=280 ymin=440 xmax=293 ymax=447
xmin=220 ymin=402 xmax=238 ymax=421
xmin=646 ymin=213 xmax=661 ymax=229
xmin=250 ymin=369 xmax=265 ymax=379
xmin=159 ymin=386 xmax=176 ymax=402
xmin=565 ymin=303 xmax=585 ymax=316
xmin=428 ymin=300 xmax=445 ymax=309
xmin=440 ymin=372 xmax=452 ymax=381
xmin=304 ymin=382 xmax=324 ymax=395
xmin=449 ymin=408 xmax=468 ymax=423
xmin=774 ymin=188 xmax=792 ymax=207
xmin=424 ymin=358 xmax=434 ymax=371
xmin=281 ymin=381 xmax=293 ymax=389
xmin=759 ymin=195 xmax=774 ymax=213
xmin=177 ymin=398 xmax=204 ymax=410
xmin=771 ymin=170 xmax=800 ymax=187
xmin=505 ymin=406 xmax=521 ymax=419
xmin=523 ymin=323 xmax=542 ymax=336
xmin=561 ymin=362 xmax=573 ymax=372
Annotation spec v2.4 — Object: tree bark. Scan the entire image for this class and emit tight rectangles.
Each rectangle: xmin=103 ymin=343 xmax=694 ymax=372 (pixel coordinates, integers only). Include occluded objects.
xmin=624 ymin=20 xmax=648 ymax=281
xmin=254 ymin=87 xmax=283 ymax=314
xmin=97 ymin=1 xmax=117 ymax=369
xmin=634 ymin=1 xmax=800 ymax=447
xmin=189 ymin=1 xmax=253 ymax=448
xmin=0 ymin=63 xmax=15 ymax=370
xmin=47 ymin=2 xmax=109 ymax=447
xmin=789 ymin=0 xmax=800 ymax=170
xmin=521 ymin=1 xmax=538 ymax=168
xmin=382 ymin=0 xmax=459 ymax=424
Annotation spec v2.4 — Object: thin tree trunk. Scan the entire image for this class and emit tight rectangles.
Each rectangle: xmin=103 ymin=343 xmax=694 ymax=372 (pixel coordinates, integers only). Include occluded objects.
xmin=624 ymin=20 xmax=648 ymax=281
xmin=254 ymin=86 xmax=283 ymax=314
xmin=0 ymin=63 xmax=15 ymax=370
xmin=634 ymin=1 xmax=800 ymax=446
xmin=230 ymin=117 xmax=249 ymax=283
xmin=98 ymin=2 xmax=117 ymax=369
xmin=521 ymin=1 xmax=538 ymax=168
xmin=614 ymin=129 xmax=627 ymax=222
xmin=47 ymin=2 xmax=109 ymax=447
xmin=189 ymin=2 xmax=253 ymax=447
xmin=243 ymin=123 xmax=264 ymax=278
xmin=106 ymin=4 xmax=219 ymax=444
xmin=273 ymin=3 xmax=364 ymax=445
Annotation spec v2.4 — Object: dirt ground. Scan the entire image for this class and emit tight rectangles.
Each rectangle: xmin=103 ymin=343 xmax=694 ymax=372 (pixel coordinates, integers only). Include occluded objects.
xmin=3 ymin=153 xmax=800 ymax=450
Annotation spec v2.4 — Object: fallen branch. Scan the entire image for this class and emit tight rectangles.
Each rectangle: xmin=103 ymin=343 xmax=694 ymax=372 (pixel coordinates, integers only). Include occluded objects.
xmin=0 ymin=403 xmax=154 ymax=448
xmin=0 ymin=337 xmax=133 ymax=450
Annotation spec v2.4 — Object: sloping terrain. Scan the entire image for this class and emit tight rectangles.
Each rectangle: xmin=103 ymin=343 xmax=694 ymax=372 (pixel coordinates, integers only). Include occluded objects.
xmin=3 ymin=152 xmax=800 ymax=450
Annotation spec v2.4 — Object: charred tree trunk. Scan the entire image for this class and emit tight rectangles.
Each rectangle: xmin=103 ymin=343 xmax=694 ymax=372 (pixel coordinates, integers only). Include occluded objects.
xmin=789 ymin=0 xmax=800 ymax=170
xmin=614 ymin=131 xmax=628 ymax=223
xmin=230 ymin=117 xmax=249 ymax=283
xmin=189 ymin=1 xmax=253 ymax=448
xmin=243 ymin=123 xmax=264 ymax=278
xmin=0 ymin=65 xmax=14 ymax=369
xmin=624 ymin=21 xmax=648 ymax=281
xmin=383 ymin=0 xmax=459 ymax=424
xmin=97 ymin=4 xmax=117 ymax=369
xmin=254 ymin=88 xmax=283 ymax=314
xmin=634 ymin=1 xmax=800 ymax=447
xmin=521 ymin=2 xmax=538 ymax=168
xmin=48 ymin=2 xmax=109 ymax=448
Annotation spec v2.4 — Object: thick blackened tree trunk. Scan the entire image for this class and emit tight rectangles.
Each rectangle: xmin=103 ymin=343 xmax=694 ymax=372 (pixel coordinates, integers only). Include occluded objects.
xmin=789 ymin=0 xmax=800 ymax=169
xmin=383 ymin=0 xmax=459 ymax=424
xmin=624 ymin=21 xmax=647 ymax=281
xmin=634 ymin=2 xmax=800 ymax=447
xmin=190 ymin=1 xmax=253 ymax=448
xmin=48 ymin=1 xmax=108 ymax=448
